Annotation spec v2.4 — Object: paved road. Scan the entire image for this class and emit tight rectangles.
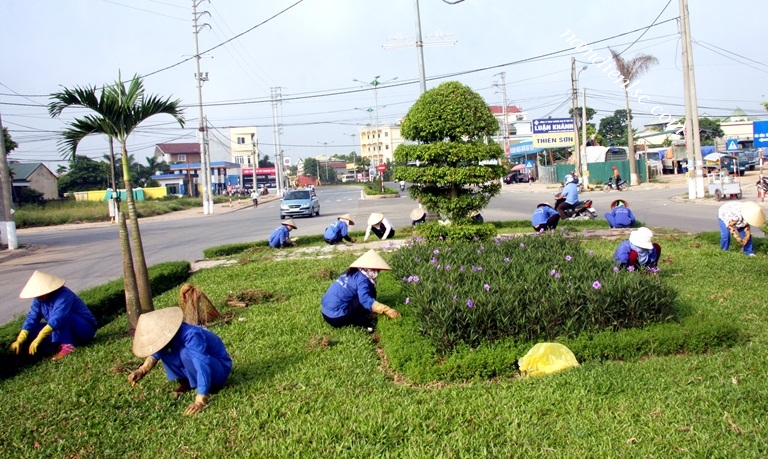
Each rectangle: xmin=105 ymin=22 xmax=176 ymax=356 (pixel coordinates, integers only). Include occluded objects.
xmin=1 ymin=176 xmax=764 ymax=324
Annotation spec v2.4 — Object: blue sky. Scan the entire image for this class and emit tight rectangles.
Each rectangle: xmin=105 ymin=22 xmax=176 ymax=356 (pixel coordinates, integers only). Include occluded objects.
xmin=1 ymin=0 xmax=766 ymax=171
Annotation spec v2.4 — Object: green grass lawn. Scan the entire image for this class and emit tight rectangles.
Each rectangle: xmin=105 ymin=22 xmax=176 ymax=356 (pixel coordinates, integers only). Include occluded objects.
xmin=2 ymin=229 xmax=768 ymax=457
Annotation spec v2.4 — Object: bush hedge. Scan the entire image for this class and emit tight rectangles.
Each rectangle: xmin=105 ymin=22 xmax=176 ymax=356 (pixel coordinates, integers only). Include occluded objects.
xmin=0 ymin=261 xmax=190 ymax=380
xmin=389 ymin=232 xmax=678 ymax=355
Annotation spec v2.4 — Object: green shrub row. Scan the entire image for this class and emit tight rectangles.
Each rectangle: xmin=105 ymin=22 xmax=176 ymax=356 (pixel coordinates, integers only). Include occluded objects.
xmin=388 ymin=232 xmax=678 ymax=355
xmin=0 ymin=261 xmax=191 ymax=380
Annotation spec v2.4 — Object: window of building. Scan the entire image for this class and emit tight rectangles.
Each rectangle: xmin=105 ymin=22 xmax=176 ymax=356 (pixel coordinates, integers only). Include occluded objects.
xmin=235 ymin=156 xmax=244 ymax=164
xmin=177 ymin=154 xmax=186 ymax=162
xmin=385 ymin=145 xmax=389 ymax=150
xmin=516 ymin=115 xmax=524 ymax=121
xmin=384 ymin=132 xmax=388 ymax=137
xmin=237 ymin=137 xmax=246 ymax=145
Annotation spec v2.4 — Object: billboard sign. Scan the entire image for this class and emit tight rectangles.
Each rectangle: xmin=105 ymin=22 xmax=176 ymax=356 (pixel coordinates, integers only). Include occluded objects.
xmin=754 ymin=121 xmax=768 ymax=148
xmin=532 ymin=118 xmax=575 ymax=149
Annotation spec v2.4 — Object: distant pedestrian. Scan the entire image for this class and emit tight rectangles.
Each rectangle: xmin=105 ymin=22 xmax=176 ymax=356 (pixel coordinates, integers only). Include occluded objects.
xmin=107 ymin=188 xmax=118 ymax=224
xmin=269 ymin=219 xmax=298 ymax=248
xmin=324 ymin=214 xmax=356 ymax=245
xmin=605 ymin=199 xmax=636 ymax=228
xmin=250 ymin=189 xmax=258 ymax=207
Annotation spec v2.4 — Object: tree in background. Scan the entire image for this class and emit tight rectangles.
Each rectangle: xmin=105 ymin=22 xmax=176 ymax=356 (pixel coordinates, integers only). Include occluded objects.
xmin=598 ymin=109 xmax=632 ymax=145
xmin=48 ymin=73 xmax=185 ymax=333
xmin=697 ymin=118 xmax=725 ymax=146
xmin=393 ymin=81 xmax=505 ymax=220
xmin=258 ymin=155 xmax=275 ymax=168
xmin=610 ymin=48 xmax=659 ymax=185
xmin=3 ymin=127 xmax=18 ymax=154
xmin=57 ymin=155 xmax=110 ymax=195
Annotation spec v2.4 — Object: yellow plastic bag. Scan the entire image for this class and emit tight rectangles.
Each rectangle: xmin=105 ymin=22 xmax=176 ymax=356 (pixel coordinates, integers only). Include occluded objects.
xmin=518 ymin=342 xmax=580 ymax=377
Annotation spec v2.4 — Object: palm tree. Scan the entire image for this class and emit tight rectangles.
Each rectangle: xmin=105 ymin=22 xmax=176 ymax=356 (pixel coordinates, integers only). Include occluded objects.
xmin=48 ymin=74 xmax=185 ymax=331
xmin=609 ymin=49 xmax=659 ymax=186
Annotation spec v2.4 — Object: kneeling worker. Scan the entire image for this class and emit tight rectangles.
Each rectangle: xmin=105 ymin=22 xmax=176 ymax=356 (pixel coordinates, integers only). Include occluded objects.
xmin=364 ymin=212 xmax=395 ymax=242
xmin=614 ymin=227 xmax=661 ymax=270
xmin=10 ymin=270 xmax=97 ymax=360
xmin=269 ymin=219 xmax=298 ymax=248
xmin=605 ymin=199 xmax=635 ymax=229
xmin=531 ymin=202 xmax=560 ymax=232
xmin=410 ymin=208 xmax=426 ymax=226
xmin=324 ymin=214 xmax=356 ymax=245
xmin=128 ymin=307 xmax=232 ymax=415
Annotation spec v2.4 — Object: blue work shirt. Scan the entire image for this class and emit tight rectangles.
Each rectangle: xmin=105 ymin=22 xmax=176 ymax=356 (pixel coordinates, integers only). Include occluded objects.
xmin=532 ymin=206 xmax=558 ymax=226
xmin=561 ymin=182 xmax=579 ymax=205
xmin=614 ymin=240 xmax=659 ymax=266
xmin=268 ymin=225 xmax=291 ymax=248
xmin=153 ymin=323 xmax=232 ymax=396
xmin=607 ymin=207 xmax=635 ymax=228
xmin=23 ymin=286 xmax=97 ymax=334
xmin=321 ymin=270 xmax=376 ymax=319
xmin=324 ymin=220 xmax=349 ymax=241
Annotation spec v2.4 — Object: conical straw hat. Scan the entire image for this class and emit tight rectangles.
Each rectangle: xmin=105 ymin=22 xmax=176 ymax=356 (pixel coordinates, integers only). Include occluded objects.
xmin=410 ymin=207 xmax=426 ymax=220
xmin=611 ymin=199 xmax=629 ymax=209
xmin=338 ymin=213 xmax=355 ymax=225
xmin=368 ymin=212 xmax=384 ymax=226
xmin=131 ymin=307 xmax=184 ymax=358
xmin=282 ymin=218 xmax=298 ymax=230
xmin=19 ymin=270 xmax=66 ymax=299
xmin=349 ymin=249 xmax=391 ymax=271
xmin=741 ymin=202 xmax=766 ymax=227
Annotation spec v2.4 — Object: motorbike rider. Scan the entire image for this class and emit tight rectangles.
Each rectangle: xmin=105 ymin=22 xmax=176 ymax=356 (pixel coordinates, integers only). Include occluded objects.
xmin=399 ymin=180 xmax=405 ymax=191
xmin=612 ymin=166 xmax=622 ymax=190
xmin=556 ymin=174 xmax=580 ymax=220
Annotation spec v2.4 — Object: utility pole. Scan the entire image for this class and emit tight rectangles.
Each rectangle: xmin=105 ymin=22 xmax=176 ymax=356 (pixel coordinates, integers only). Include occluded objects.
xmin=192 ymin=0 xmax=213 ymax=214
xmin=679 ymin=0 xmax=704 ymax=197
xmin=270 ymin=87 xmax=283 ymax=196
xmin=582 ymin=88 xmax=588 ymax=180
xmin=493 ymin=72 xmax=510 ymax=158
xmin=250 ymin=134 xmax=258 ymax=191
xmin=570 ymin=57 xmax=581 ymax=175
xmin=0 ymin=112 xmax=18 ymax=249
xmin=413 ymin=0 xmax=427 ymax=94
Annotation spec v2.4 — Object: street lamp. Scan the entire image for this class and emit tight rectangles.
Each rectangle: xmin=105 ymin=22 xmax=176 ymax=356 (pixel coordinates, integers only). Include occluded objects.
xmin=343 ymin=133 xmax=358 ymax=180
xmin=317 ymin=141 xmax=333 ymax=183
xmin=353 ymin=76 xmax=398 ymax=167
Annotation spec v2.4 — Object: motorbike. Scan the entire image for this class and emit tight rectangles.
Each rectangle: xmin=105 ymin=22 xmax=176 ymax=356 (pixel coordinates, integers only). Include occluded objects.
xmin=554 ymin=194 xmax=597 ymax=220
xmin=400 ymin=182 xmax=406 ymax=191
xmin=602 ymin=178 xmax=629 ymax=192
xmin=558 ymin=177 xmax=584 ymax=193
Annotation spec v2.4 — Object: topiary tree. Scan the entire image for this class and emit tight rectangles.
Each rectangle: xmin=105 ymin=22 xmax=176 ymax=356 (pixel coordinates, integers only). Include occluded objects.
xmin=393 ymin=81 xmax=505 ymax=221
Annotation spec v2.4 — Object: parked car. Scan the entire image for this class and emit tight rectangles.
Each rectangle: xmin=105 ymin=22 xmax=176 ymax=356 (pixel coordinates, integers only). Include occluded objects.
xmin=503 ymin=172 xmax=531 ymax=184
xmin=279 ymin=189 xmax=319 ymax=219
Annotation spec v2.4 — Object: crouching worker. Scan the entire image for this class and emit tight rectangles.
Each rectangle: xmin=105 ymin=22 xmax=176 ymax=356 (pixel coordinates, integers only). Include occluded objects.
xmin=10 ymin=270 xmax=97 ymax=360
xmin=321 ymin=250 xmax=399 ymax=330
xmin=324 ymin=214 xmax=356 ymax=245
xmin=532 ymin=202 xmax=560 ymax=232
xmin=128 ymin=307 xmax=232 ymax=416
xmin=614 ymin=227 xmax=661 ymax=270
xmin=718 ymin=201 xmax=765 ymax=256
xmin=364 ymin=212 xmax=395 ymax=242
xmin=410 ymin=207 xmax=426 ymax=226
xmin=269 ymin=219 xmax=298 ymax=248
xmin=605 ymin=199 xmax=635 ymax=229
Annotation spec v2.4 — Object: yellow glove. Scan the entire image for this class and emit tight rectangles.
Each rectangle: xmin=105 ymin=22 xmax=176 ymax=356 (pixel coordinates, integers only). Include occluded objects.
xmin=10 ymin=330 xmax=29 ymax=355
xmin=128 ymin=356 xmax=158 ymax=387
xmin=372 ymin=301 xmax=400 ymax=319
xmin=28 ymin=325 xmax=53 ymax=355
xmin=184 ymin=394 xmax=209 ymax=416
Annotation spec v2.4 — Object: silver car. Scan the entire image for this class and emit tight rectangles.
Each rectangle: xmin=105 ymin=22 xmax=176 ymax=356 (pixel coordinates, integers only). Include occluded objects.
xmin=280 ymin=189 xmax=320 ymax=219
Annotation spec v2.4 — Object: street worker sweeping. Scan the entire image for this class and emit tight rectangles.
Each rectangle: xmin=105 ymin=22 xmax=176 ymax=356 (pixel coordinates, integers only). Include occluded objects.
xmin=10 ymin=270 xmax=97 ymax=360
xmin=269 ymin=219 xmax=298 ymax=248
xmin=321 ymin=250 xmax=400 ymax=330
xmin=128 ymin=307 xmax=232 ymax=416
xmin=363 ymin=212 xmax=395 ymax=242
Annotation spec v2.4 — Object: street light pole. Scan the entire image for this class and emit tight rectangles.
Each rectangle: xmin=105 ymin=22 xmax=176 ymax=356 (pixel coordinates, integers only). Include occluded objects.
xmin=343 ymin=133 xmax=358 ymax=181
xmin=317 ymin=141 xmax=334 ymax=184
xmin=353 ymin=76 xmax=397 ymax=167
xmin=571 ymin=58 xmax=587 ymax=178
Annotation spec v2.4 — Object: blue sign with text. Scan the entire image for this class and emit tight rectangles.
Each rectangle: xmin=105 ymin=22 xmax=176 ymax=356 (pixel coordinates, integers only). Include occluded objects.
xmin=754 ymin=121 xmax=768 ymax=148
xmin=532 ymin=118 xmax=574 ymax=134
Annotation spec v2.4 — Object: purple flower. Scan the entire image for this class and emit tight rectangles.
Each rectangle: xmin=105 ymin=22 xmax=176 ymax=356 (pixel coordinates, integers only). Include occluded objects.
xmin=554 ymin=273 xmax=561 ymax=279
xmin=550 ymin=269 xmax=557 ymax=276
xmin=453 ymin=295 xmax=458 ymax=301
xmin=649 ymin=267 xmax=660 ymax=273
xmin=589 ymin=250 xmax=594 ymax=255
xmin=467 ymin=299 xmax=474 ymax=308
xmin=484 ymin=284 xmax=490 ymax=291
xmin=413 ymin=276 xmax=420 ymax=282
xmin=477 ymin=250 xmax=482 ymax=254
xmin=504 ymin=257 xmax=510 ymax=263
xmin=539 ymin=228 xmax=545 ymax=233
xmin=389 ymin=241 xmax=395 ymax=247
xmin=430 ymin=257 xmax=437 ymax=264
xmin=520 ymin=242 xmax=525 ymax=248
xmin=405 ymin=297 xmax=410 ymax=304
xmin=414 ymin=257 xmax=421 ymax=262
xmin=628 ymin=266 xmax=635 ymax=272
xmin=565 ymin=255 xmax=572 ymax=262
xmin=613 ymin=266 xmax=619 ymax=273
xmin=445 ymin=265 xmax=451 ymax=271
xmin=446 ymin=282 xmax=451 ymax=287
xmin=592 ymin=281 xmax=602 ymax=289
xmin=480 ymin=245 xmax=485 ymax=250
xmin=439 ymin=236 xmax=444 ymax=241
xmin=402 ymin=277 xmax=407 ymax=282
xmin=436 ymin=264 xmax=441 ymax=270
xmin=433 ymin=249 xmax=440 ymax=255
xmin=460 ymin=266 xmax=466 ymax=272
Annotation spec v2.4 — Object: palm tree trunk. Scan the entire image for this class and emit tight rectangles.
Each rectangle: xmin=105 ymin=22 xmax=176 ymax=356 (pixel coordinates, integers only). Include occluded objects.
xmin=624 ymin=90 xmax=639 ymax=186
xmin=121 ymin=143 xmax=155 ymax=313
xmin=118 ymin=211 xmax=141 ymax=333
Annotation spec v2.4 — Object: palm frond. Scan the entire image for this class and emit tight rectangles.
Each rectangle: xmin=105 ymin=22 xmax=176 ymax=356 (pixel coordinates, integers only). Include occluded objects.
xmin=609 ymin=48 xmax=659 ymax=84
